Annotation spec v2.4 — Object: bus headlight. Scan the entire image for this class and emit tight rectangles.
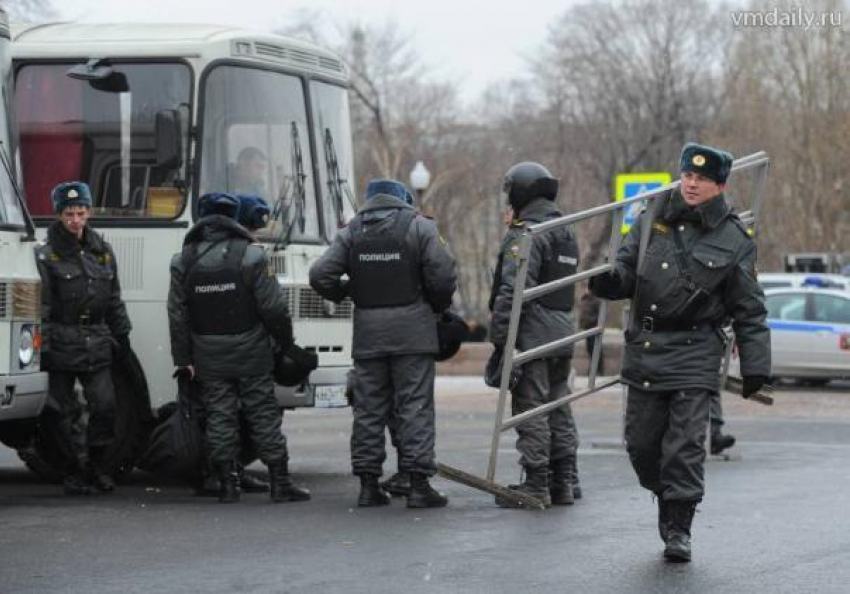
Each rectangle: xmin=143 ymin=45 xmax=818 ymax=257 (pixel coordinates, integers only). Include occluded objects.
xmin=19 ymin=325 xmax=35 ymax=368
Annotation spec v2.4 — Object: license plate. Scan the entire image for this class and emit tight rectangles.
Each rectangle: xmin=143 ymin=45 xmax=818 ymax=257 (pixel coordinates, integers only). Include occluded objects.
xmin=313 ymin=384 xmax=349 ymax=408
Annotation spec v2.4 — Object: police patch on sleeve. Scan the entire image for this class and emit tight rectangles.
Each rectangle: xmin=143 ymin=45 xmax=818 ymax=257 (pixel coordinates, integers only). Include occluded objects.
xmin=507 ymin=242 xmax=520 ymax=259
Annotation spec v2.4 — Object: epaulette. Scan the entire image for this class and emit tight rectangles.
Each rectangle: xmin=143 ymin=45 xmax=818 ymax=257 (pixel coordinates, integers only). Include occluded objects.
xmin=729 ymin=215 xmax=755 ymax=239
xmin=510 ymin=219 xmax=526 ymax=229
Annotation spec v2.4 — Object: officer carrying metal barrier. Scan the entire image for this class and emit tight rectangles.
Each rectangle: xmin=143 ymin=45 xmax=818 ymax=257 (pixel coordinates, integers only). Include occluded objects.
xmin=488 ymin=162 xmax=582 ymax=508
xmin=309 ymin=179 xmax=457 ymax=508
xmin=36 ymin=181 xmax=133 ymax=496
xmin=167 ymin=192 xmax=310 ymax=504
xmin=590 ymin=143 xmax=771 ymax=562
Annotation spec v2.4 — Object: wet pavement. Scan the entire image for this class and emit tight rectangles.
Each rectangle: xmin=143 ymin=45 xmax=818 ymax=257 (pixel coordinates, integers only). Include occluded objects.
xmin=1 ymin=376 xmax=849 ymax=593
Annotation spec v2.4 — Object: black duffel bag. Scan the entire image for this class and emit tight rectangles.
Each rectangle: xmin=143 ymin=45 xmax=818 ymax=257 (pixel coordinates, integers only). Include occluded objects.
xmin=137 ymin=369 xmax=205 ymax=482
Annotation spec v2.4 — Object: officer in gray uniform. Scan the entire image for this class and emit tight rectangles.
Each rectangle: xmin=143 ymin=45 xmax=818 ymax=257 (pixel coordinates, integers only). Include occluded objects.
xmin=489 ymin=162 xmax=581 ymax=508
xmin=36 ymin=181 xmax=133 ymax=495
xmin=167 ymin=192 xmax=309 ymax=504
xmin=309 ymin=179 xmax=457 ymax=508
xmin=590 ymin=143 xmax=771 ymax=562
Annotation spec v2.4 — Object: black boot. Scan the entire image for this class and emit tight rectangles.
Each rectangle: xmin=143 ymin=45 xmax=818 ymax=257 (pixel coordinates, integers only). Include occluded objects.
xmin=710 ymin=432 xmax=736 ymax=455
xmin=215 ymin=461 xmax=240 ymax=503
xmin=89 ymin=447 xmax=116 ymax=493
xmin=357 ymin=474 xmax=390 ymax=507
xmin=549 ymin=458 xmax=575 ymax=505
xmin=664 ymin=500 xmax=697 ymax=563
xmin=496 ymin=467 xmax=551 ymax=508
xmin=268 ymin=459 xmax=311 ymax=503
xmin=406 ymin=473 xmax=448 ymax=509
xmin=239 ymin=465 xmax=270 ymax=493
xmin=380 ymin=472 xmax=412 ymax=497
xmin=657 ymin=495 xmax=671 ymax=544
xmin=63 ymin=456 xmax=92 ymax=496
xmin=63 ymin=470 xmax=92 ymax=496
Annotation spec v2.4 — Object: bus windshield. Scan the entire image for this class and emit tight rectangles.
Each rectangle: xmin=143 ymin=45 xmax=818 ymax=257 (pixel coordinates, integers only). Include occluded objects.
xmin=311 ymin=80 xmax=357 ymax=239
xmin=199 ymin=65 xmax=320 ymax=243
xmin=15 ymin=62 xmax=192 ymax=218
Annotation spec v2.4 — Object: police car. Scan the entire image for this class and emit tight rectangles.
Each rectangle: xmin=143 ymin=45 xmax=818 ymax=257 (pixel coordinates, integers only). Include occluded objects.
xmin=753 ymin=286 xmax=850 ymax=384
xmin=757 ymin=272 xmax=850 ymax=292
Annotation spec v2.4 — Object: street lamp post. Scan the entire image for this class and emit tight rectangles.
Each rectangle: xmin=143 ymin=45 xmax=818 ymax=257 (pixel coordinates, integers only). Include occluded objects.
xmin=409 ymin=160 xmax=431 ymax=205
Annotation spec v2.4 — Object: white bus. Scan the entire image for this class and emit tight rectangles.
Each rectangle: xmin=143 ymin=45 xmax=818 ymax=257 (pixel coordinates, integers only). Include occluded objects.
xmin=11 ymin=22 xmax=356 ymax=477
xmin=0 ymin=8 xmax=48 ymax=453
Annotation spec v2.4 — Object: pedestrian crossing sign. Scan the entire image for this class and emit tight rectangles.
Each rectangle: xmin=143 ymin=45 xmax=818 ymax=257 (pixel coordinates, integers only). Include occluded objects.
xmin=615 ymin=173 xmax=672 ymax=235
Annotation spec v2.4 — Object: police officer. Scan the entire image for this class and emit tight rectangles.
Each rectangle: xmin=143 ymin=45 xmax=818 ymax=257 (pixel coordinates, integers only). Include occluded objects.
xmin=489 ymin=162 xmax=582 ymax=508
xmin=36 ymin=181 xmax=132 ymax=495
xmin=167 ymin=192 xmax=309 ymax=504
xmin=590 ymin=143 xmax=771 ymax=562
xmin=309 ymin=179 xmax=457 ymax=508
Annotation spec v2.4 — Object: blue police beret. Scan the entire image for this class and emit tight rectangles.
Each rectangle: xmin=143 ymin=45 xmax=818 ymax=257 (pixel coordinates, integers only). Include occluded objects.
xmin=51 ymin=181 xmax=92 ymax=212
xmin=197 ymin=192 xmax=239 ymax=219
xmin=235 ymin=194 xmax=271 ymax=229
xmin=365 ymin=179 xmax=414 ymax=205
xmin=679 ymin=143 xmax=734 ymax=184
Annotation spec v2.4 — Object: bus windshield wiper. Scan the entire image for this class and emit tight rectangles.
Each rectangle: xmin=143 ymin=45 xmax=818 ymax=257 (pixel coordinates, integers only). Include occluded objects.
xmin=0 ymin=140 xmax=37 ymax=241
xmin=323 ymin=128 xmax=356 ymax=228
xmin=272 ymin=122 xmax=307 ymax=251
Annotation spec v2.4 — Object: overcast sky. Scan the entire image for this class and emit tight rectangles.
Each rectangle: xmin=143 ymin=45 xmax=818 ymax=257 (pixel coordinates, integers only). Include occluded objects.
xmin=52 ymin=0 xmax=574 ymax=103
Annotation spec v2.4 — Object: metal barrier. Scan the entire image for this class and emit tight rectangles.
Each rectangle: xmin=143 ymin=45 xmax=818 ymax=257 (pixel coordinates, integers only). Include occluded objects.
xmin=438 ymin=151 xmax=771 ymax=506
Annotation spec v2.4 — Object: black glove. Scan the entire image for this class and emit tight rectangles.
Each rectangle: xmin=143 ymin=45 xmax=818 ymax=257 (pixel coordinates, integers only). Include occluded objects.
xmin=114 ymin=334 xmax=132 ymax=360
xmin=742 ymin=375 xmax=768 ymax=399
xmin=588 ymin=270 xmax=620 ymax=297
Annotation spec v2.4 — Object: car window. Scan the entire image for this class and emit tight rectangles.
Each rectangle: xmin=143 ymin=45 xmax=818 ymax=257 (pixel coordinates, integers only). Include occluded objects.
xmin=760 ymin=281 xmax=793 ymax=290
xmin=765 ymin=293 xmax=807 ymax=321
xmin=809 ymin=294 xmax=850 ymax=324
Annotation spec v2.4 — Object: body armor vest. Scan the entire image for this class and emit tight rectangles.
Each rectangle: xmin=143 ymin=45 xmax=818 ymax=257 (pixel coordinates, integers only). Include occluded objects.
xmin=348 ymin=208 xmax=420 ymax=308
xmin=538 ymin=230 xmax=579 ymax=311
xmin=184 ymin=239 xmax=260 ymax=335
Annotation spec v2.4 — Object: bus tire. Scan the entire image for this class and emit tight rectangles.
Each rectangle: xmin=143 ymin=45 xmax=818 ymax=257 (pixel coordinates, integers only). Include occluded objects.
xmin=0 ymin=418 xmax=38 ymax=450
xmin=19 ymin=350 xmax=154 ymax=483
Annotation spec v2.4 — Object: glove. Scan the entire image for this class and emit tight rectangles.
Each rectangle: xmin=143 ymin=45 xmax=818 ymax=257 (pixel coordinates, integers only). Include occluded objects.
xmin=588 ymin=270 xmax=620 ymax=297
xmin=114 ymin=334 xmax=132 ymax=360
xmin=742 ymin=375 xmax=768 ymax=399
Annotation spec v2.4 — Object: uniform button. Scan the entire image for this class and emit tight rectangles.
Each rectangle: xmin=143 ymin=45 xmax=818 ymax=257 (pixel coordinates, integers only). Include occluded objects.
xmin=644 ymin=341 xmax=651 ymax=348
xmin=643 ymin=381 xmax=650 ymax=389
xmin=650 ymin=304 xmax=658 ymax=312
xmin=687 ymin=339 xmax=692 ymax=345
xmin=692 ymin=325 xmax=697 ymax=330
xmin=708 ymin=261 xmax=714 ymax=268
xmin=661 ymin=262 xmax=669 ymax=270
xmin=678 ymin=225 xmax=685 ymax=231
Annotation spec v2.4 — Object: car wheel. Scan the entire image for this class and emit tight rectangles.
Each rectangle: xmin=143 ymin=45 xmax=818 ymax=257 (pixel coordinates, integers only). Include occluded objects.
xmin=19 ymin=350 xmax=154 ymax=483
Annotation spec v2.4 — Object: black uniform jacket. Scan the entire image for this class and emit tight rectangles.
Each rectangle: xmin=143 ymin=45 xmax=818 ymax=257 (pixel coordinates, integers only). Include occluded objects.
xmin=591 ymin=190 xmax=770 ymax=391
xmin=36 ymin=221 xmax=132 ymax=372
xmin=168 ymin=215 xmax=293 ymax=380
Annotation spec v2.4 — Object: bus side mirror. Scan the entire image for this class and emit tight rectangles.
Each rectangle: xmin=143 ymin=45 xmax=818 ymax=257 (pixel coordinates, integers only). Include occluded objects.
xmin=155 ymin=110 xmax=182 ymax=169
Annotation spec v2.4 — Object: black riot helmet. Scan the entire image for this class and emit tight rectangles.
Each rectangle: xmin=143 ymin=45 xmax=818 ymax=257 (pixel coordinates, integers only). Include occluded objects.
xmin=502 ymin=162 xmax=559 ymax=212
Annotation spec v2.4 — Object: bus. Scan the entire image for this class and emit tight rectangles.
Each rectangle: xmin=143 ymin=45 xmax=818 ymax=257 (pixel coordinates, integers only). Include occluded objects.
xmin=0 ymin=8 xmax=48 ymax=454
xmin=10 ymin=22 xmax=357 ymax=477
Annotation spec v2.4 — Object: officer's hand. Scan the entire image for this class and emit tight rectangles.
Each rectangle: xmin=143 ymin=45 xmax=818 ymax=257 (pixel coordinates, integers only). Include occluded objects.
xmin=742 ymin=375 xmax=768 ymax=399
xmin=114 ymin=334 xmax=132 ymax=360
xmin=588 ymin=271 xmax=620 ymax=297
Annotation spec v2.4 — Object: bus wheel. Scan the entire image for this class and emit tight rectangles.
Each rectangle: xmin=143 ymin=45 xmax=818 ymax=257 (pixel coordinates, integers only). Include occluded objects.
xmin=19 ymin=351 xmax=154 ymax=483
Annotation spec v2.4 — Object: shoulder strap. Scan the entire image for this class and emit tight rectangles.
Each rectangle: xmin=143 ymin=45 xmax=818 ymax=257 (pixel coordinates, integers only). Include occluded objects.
xmin=392 ymin=208 xmax=417 ymax=244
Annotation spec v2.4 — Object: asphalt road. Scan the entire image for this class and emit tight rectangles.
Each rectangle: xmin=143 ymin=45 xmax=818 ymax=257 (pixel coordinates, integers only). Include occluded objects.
xmin=2 ymin=376 xmax=849 ymax=594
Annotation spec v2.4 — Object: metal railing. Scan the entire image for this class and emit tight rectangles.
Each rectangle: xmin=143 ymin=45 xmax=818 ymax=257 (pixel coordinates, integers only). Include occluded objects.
xmin=483 ymin=151 xmax=771 ymax=483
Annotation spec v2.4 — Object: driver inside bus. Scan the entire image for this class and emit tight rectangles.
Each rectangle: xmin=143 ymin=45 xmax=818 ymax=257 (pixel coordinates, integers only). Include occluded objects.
xmin=231 ymin=146 xmax=268 ymax=198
